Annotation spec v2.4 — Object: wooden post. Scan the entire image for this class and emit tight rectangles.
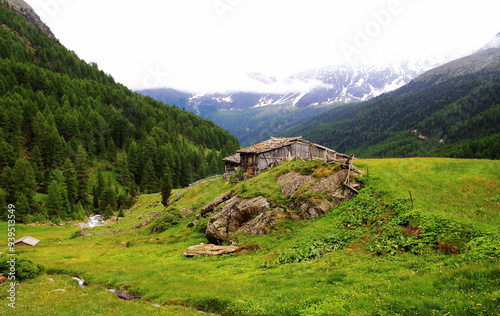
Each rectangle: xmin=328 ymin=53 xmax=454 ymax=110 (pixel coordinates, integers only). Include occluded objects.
xmin=409 ymin=190 xmax=414 ymax=208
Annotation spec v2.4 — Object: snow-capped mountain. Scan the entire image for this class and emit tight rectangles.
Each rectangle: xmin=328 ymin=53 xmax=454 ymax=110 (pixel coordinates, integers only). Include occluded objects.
xmin=138 ymin=52 xmax=468 ymax=115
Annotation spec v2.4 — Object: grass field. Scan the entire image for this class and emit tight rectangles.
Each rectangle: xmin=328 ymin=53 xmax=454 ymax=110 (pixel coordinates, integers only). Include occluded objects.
xmin=1 ymin=158 xmax=499 ymax=315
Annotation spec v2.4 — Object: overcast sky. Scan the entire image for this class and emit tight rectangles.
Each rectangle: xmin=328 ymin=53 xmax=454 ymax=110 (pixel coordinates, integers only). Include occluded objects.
xmin=24 ymin=0 xmax=500 ymax=93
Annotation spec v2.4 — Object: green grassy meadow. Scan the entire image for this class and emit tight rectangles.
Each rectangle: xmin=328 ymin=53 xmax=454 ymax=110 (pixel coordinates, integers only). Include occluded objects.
xmin=1 ymin=158 xmax=499 ymax=315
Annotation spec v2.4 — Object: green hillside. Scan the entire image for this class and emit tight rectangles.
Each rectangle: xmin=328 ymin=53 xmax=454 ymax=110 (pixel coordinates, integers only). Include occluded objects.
xmin=0 ymin=4 xmax=239 ymax=222
xmin=1 ymin=158 xmax=499 ymax=315
xmin=283 ymin=50 xmax=500 ymax=160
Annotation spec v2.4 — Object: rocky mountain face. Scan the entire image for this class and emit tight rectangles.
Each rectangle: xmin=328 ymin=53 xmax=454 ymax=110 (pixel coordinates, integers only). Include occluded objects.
xmin=2 ymin=0 xmax=55 ymax=39
xmin=414 ymin=48 xmax=500 ymax=85
xmin=138 ymin=53 xmax=467 ymax=115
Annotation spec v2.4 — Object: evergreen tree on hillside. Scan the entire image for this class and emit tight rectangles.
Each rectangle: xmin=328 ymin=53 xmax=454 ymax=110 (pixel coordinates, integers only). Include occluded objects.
xmin=0 ymin=141 xmax=15 ymax=170
xmin=15 ymin=193 xmax=30 ymax=221
xmin=74 ymin=145 xmax=89 ymax=206
xmin=46 ymin=180 xmax=69 ymax=219
xmin=100 ymin=187 xmax=116 ymax=214
xmin=127 ymin=141 xmax=141 ymax=184
xmin=7 ymin=158 xmax=37 ymax=216
xmin=117 ymin=154 xmax=131 ymax=186
xmin=30 ymin=145 xmax=44 ymax=190
xmin=161 ymin=175 xmax=172 ymax=207
xmin=61 ymin=159 xmax=77 ymax=205
xmin=141 ymin=158 xmax=157 ymax=194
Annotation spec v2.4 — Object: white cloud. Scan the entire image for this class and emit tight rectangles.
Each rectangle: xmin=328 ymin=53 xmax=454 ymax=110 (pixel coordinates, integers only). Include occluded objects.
xmin=24 ymin=0 xmax=500 ymax=93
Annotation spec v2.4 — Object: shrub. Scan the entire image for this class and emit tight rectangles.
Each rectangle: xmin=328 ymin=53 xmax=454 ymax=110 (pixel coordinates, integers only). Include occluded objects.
xmin=150 ymin=210 xmax=181 ymax=234
xmin=193 ymin=217 xmax=208 ymax=234
xmin=0 ymin=257 xmax=45 ymax=281
xmin=70 ymin=229 xmax=82 ymax=239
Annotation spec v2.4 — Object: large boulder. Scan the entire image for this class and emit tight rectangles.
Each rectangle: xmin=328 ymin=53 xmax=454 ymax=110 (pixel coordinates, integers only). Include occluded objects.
xmin=206 ymin=196 xmax=270 ymax=244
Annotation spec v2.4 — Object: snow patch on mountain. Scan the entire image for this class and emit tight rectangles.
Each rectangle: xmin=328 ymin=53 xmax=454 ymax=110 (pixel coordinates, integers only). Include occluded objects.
xmin=138 ymin=52 xmax=469 ymax=111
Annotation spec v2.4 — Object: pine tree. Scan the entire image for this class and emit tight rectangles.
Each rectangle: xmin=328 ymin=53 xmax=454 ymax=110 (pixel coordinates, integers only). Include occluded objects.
xmin=59 ymin=186 xmax=71 ymax=219
xmin=92 ymin=185 xmax=99 ymax=210
xmin=100 ymin=187 xmax=116 ymax=214
xmin=96 ymin=168 xmax=105 ymax=198
xmin=103 ymin=204 xmax=114 ymax=220
xmin=61 ymin=159 xmax=77 ymax=205
xmin=117 ymin=154 xmax=131 ymax=186
xmin=31 ymin=145 xmax=44 ymax=189
xmin=0 ymin=141 xmax=15 ymax=170
xmin=0 ymin=192 xmax=7 ymax=221
xmin=141 ymin=158 xmax=157 ymax=194
xmin=127 ymin=141 xmax=140 ymax=183
xmin=46 ymin=180 xmax=62 ymax=217
xmin=73 ymin=202 xmax=86 ymax=221
xmin=74 ymin=145 xmax=89 ymax=205
xmin=160 ymin=175 xmax=172 ymax=207
xmin=142 ymin=135 xmax=157 ymax=163
xmin=8 ymin=157 xmax=37 ymax=208
xmin=117 ymin=207 xmax=125 ymax=218
xmin=15 ymin=193 xmax=31 ymax=222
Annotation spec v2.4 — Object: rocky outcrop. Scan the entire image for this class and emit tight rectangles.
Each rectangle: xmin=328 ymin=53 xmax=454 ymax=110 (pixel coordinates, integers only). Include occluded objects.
xmin=3 ymin=0 xmax=56 ymax=39
xmin=206 ymin=196 xmax=270 ymax=244
xmin=296 ymin=200 xmax=337 ymax=219
xmin=277 ymin=172 xmax=314 ymax=195
xmin=200 ymin=167 xmax=361 ymax=244
xmin=293 ymin=170 xmax=357 ymax=219
xmin=307 ymin=169 xmax=348 ymax=193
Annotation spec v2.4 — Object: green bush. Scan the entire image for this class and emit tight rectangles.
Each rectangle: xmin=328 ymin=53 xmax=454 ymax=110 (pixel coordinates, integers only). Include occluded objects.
xmin=193 ymin=217 xmax=208 ymax=234
xmin=150 ymin=210 xmax=181 ymax=234
xmin=70 ymin=229 xmax=82 ymax=239
xmin=0 ymin=257 xmax=45 ymax=281
xmin=466 ymin=236 xmax=500 ymax=260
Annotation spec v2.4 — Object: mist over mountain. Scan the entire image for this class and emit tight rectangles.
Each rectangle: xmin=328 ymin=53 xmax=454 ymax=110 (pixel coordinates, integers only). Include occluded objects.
xmin=477 ymin=32 xmax=500 ymax=52
xmin=138 ymin=53 xmax=466 ymax=114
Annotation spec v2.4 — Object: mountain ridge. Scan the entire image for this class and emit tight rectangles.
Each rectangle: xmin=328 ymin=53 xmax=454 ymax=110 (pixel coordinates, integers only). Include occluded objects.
xmin=138 ymin=53 xmax=466 ymax=113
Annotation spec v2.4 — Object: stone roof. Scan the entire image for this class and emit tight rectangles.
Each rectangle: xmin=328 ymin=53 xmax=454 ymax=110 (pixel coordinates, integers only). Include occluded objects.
xmin=222 ymin=153 xmax=241 ymax=164
xmin=237 ymin=137 xmax=303 ymax=154
xmin=14 ymin=236 xmax=40 ymax=246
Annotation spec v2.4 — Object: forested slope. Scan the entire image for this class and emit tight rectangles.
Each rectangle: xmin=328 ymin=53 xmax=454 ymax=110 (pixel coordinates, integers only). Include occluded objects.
xmin=0 ymin=4 xmax=239 ymax=222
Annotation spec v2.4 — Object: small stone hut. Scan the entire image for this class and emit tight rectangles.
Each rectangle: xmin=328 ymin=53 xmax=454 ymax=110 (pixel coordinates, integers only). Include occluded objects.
xmin=225 ymin=137 xmax=347 ymax=175
xmin=222 ymin=153 xmax=241 ymax=173
xmin=14 ymin=236 xmax=40 ymax=246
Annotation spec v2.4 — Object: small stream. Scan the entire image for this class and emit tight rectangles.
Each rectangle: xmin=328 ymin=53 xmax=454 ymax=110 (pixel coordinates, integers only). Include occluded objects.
xmin=69 ymin=277 xmax=221 ymax=314
xmin=80 ymin=215 xmax=103 ymax=228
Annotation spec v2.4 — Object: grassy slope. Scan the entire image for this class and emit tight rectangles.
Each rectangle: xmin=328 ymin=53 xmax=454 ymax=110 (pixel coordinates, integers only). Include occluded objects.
xmin=1 ymin=158 xmax=499 ymax=315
